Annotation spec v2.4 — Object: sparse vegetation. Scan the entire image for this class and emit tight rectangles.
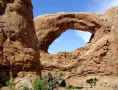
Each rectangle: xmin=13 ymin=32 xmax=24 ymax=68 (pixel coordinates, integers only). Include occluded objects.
xmin=65 ymin=66 xmax=73 ymax=72
xmin=43 ymin=72 xmax=66 ymax=90
xmin=2 ymin=72 xmax=68 ymax=90
xmin=1 ymin=72 xmax=101 ymax=90
xmin=6 ymin=72 xmax=15 ymax=90
xmin=86 ymin=78 xmax=98 ymax=88
xmin=0 ymin=71 xmax=84 ymax=90
xmin=32 ymin=80 xmax=48 ymax=90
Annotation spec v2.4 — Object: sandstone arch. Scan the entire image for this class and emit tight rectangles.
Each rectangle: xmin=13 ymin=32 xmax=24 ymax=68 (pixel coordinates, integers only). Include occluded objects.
xmin=34 ymin=7 xmax=118 ymax=77
xmin=34 ymin=13 xmax=102 ymax=52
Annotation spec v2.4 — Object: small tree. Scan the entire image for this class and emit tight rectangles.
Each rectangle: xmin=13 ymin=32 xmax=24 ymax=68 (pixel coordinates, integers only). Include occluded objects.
xmin=43 ymin=72 xmax=66 ymax=90
xmin=86 ymin=78 xmax=98 ymax=88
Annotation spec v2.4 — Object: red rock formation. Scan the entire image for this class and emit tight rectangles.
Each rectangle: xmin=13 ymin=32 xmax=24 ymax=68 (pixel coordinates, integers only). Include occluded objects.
xmin=0 ymin=0 xmax=40 ymax=83
xmin=34 ymin=7 xmax=118 ymax=86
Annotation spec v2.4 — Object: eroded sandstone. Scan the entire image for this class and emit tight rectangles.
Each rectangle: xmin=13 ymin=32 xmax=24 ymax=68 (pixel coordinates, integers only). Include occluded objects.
xmin=34 ymin=6 xmax=118 ymax=86
xmin=0 ymin=0 xmax=40 ymax=84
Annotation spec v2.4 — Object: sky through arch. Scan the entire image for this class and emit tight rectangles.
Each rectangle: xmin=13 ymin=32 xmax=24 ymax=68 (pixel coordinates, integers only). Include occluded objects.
xmin=48 ymin=30 xmax=91 ymax=54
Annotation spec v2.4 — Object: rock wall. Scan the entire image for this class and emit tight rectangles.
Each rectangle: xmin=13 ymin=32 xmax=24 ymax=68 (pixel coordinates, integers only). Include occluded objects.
xmin=0 ymin=0 xmax=40 ymax=84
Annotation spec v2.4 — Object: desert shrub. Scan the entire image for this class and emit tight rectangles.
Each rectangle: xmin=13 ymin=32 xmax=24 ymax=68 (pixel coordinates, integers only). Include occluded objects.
xmin=32 ymin=80 xmax=48 ymax=90
xmin=44 ymin=72 xmax=66 ymax=90
xmin=86 ymin=78 xmax=98 ymax=88
xmin=65 ymin=66 xmax=72 ymax=72
xmin=21 ymin=87 xmax=29 ymax=90
xmin=6 ymin=72 xmax=15 ymax=90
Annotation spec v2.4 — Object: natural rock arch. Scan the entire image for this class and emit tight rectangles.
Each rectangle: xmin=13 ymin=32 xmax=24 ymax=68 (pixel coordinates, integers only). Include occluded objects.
xmin=34 ymin=13 xmax=101 ymax=52
xmin=1 ymin=0 xmax=118 ymax=89
xmin=34 ymin=7 xmax=118 ymax=77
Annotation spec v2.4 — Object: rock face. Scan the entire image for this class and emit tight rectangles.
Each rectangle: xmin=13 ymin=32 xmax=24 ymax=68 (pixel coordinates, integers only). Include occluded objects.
xmin=0 ymin=0 xmax=40 ymax=84
xmin=34 ymin=6 xmax=118 ymax=85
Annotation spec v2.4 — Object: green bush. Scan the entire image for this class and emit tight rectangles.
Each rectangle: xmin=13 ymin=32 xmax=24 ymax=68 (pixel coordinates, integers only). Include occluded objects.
xmin=32 ymin=80 xmax=48 ymax=90
xmin=21 ymin=87 xmax=29 ymax=90
xmin=86 ymin=78 xmax=98 ymax=88
xmin=65 ymin=66 xmax=72 ymax=72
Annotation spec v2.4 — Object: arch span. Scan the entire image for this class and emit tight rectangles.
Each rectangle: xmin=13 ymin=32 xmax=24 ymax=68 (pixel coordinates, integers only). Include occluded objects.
xmin=34 ymin=13 xmax=101 ymax=52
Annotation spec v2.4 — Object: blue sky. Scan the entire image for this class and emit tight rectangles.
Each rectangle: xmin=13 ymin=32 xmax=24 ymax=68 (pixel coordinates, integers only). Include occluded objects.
xmin=32 ymin=0 xmax=118 ymax=54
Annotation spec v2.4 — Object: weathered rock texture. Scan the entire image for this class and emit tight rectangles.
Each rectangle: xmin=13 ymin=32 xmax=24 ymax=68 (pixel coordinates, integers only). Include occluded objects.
xmin=0 ymin=0 xmax=40 ymax=84
xmin=34 ymin=6 xmax=118 ymax=86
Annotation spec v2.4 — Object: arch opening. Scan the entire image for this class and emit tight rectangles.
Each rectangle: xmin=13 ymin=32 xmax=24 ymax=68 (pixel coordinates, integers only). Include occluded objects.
xmin=48 ymin=29 xmax=92 ymax=54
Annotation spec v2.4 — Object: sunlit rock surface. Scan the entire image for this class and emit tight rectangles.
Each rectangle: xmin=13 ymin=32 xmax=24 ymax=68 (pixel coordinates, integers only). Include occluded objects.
xmin=0 ymin=0 xmax=40 ymax=84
